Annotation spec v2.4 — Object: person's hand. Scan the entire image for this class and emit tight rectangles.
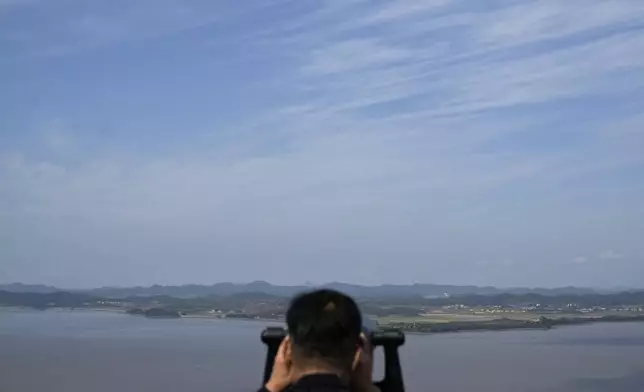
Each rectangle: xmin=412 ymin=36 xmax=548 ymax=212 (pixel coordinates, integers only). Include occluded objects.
xmin=265 ymin=336 xmax=294 ymax=392
xmin=350 ymin=333 xmax=380 ymax=392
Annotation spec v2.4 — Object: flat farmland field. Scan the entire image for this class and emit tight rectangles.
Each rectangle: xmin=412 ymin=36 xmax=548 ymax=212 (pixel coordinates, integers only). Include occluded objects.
xmin=376 ymin=313 xmax=498 ymax=324
xmin=375 ymin=310 xmax=637 ymax=326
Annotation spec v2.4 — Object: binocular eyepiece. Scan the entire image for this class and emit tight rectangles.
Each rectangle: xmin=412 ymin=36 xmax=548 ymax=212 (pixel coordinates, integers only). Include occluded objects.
xmin=261 ymin=326 xmax=406 ymax=392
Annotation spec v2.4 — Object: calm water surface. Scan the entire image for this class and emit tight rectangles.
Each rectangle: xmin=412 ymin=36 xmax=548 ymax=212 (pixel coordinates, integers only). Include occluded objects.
xmin=1 ymin=309 xmax=644 ymax=392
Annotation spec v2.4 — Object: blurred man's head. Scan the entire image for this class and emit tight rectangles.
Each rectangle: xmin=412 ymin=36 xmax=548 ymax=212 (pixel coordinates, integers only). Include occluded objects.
xmin=285 ymin=289 xmax=362 ymax=374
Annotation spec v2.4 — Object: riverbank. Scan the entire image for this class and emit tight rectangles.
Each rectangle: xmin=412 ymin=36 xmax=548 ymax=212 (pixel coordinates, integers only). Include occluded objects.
xmin=0 ymin=306 xmax=126 ymax=313
xmin=4 ymin=305 xmax=644 ymax=335
xmin=381 ymin=314 xmax=644 ymax=334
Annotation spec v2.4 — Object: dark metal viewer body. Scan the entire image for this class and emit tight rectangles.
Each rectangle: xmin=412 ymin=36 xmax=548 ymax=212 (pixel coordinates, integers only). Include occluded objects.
xmin=260 ymin=327 xmax=406 ymax=392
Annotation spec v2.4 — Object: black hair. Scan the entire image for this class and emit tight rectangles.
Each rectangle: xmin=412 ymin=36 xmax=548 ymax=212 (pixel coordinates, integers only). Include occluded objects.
xmin=286 ymin=289 xmax=362 ymax=369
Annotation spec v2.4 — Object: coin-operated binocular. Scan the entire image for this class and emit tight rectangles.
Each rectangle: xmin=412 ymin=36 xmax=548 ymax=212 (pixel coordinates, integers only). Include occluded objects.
xmin=260 ymin=326 xmax=405 ymax=392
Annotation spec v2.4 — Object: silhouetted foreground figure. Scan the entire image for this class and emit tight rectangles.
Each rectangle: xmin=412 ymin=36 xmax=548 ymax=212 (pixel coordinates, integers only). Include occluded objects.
xmin=258 ymin=289 xmax=379 ymax=392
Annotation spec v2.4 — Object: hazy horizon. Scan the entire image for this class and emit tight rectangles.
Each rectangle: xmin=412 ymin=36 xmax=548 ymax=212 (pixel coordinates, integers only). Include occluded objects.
xmin=2 ymin=1 xmax=643 ymax=289
xmin=1 ymin=279 xmax=640 ymax=292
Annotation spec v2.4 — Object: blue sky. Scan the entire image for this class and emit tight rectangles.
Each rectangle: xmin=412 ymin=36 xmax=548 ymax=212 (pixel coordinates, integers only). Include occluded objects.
xmin=1 ymin=0 xmax=643 ymax=289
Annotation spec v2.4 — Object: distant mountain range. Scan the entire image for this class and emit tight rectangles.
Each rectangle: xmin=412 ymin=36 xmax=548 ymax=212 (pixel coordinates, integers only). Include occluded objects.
xmin=0 ymin=281 xmax=617 ymax=298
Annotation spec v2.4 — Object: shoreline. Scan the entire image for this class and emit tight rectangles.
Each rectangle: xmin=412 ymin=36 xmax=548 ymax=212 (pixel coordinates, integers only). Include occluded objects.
xmin=380 ymin=314 xmax=644 ymax=334
xmin=4 ymin=306 xmax=644 ymax=335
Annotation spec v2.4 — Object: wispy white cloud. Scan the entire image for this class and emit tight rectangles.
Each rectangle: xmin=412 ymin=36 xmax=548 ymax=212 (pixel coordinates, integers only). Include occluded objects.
xmin=264 ymin=0 xmax=644 ymax=192
xmin=351 ymin=0 xmax=453 ymax=27
xmin=474 ymin=2 xmax=644 ymax=46
xmin=598 ymin=250 xmax=626 ymax=261
xmin=572 ymin=256 xmax=588 ymax=264
xmin=284 ymin=1 xmax=644 ymax=117
xmin=39 ymin=119 xmax=77 ymax=156
xmin=302 ymin=38 xmax=415 ymax=76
